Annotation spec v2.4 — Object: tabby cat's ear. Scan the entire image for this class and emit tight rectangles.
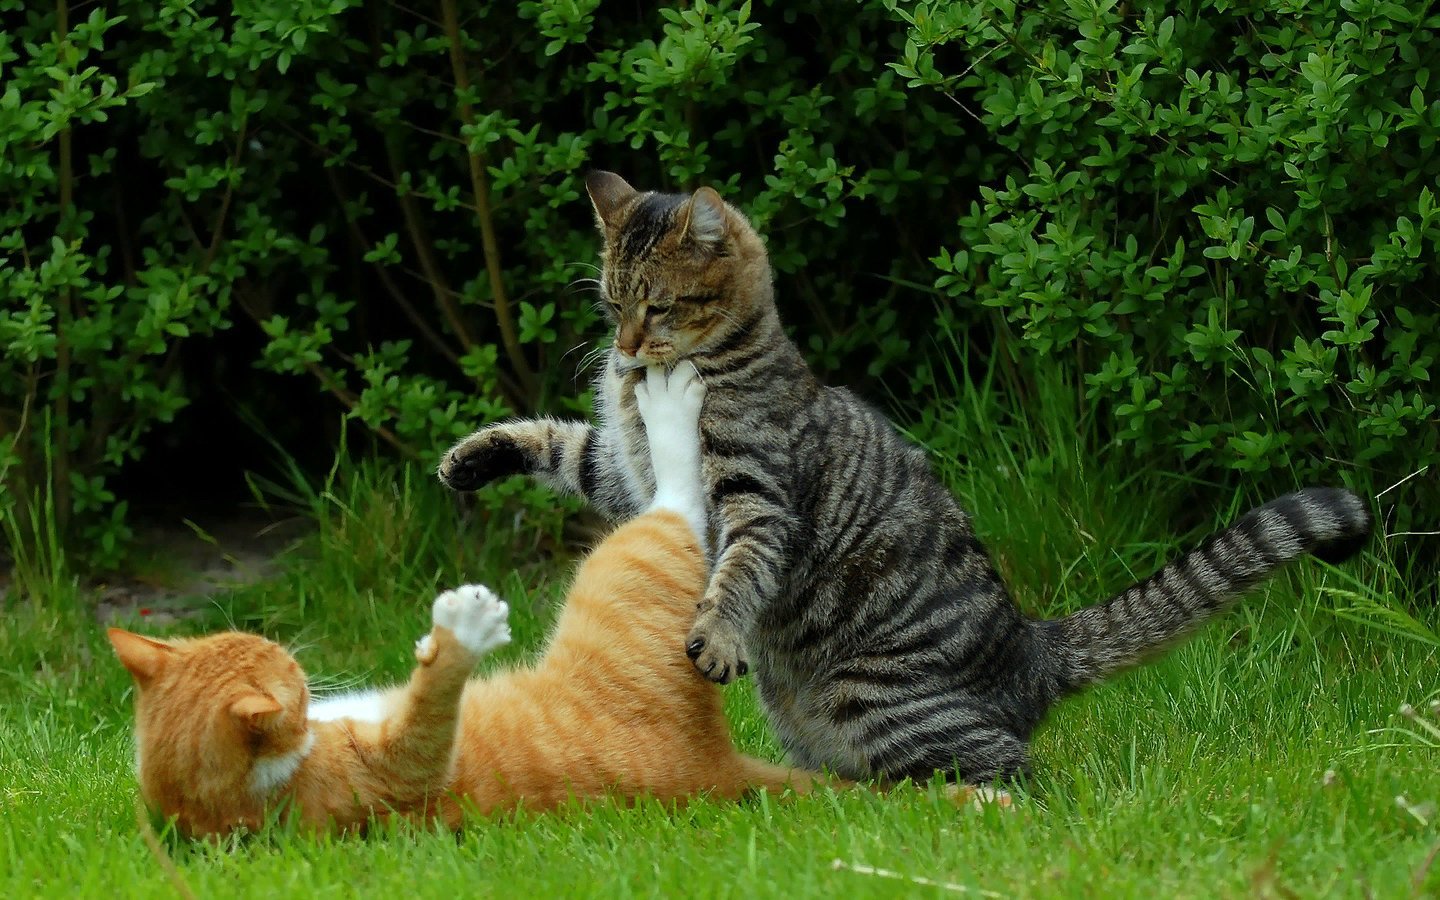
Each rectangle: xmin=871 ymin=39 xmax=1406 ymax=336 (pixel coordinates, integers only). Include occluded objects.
xmin=681 ymin=186 xmax=728 ymax=248
xmin=230 ymin=693 xmax=284 ymax=732
xmin=107 ymin=628 xmax=175 ymax=685
xmin=584 ymin=170 xmax=638 ymax=231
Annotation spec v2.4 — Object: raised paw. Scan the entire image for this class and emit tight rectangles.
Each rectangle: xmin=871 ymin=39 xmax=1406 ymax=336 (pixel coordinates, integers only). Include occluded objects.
xmin=634 ymin=361 xmax=706 ymax=437
xmin=685 ymin=608 xmax=748 ymax=685
xmin=438 ymin=426 xmax=530 ymax=492
xmin=431 ymin=584 xmax=511 ymax=656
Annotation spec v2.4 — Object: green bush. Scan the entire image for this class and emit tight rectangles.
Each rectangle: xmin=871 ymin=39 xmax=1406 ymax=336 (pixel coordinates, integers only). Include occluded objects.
xmin=2 ymin=0 xmax=1435 ymax=568
xmin=2 ymin=0 xmax=954 ymax=565
xmin=890 ymin=0 xmax=1439 ymax=531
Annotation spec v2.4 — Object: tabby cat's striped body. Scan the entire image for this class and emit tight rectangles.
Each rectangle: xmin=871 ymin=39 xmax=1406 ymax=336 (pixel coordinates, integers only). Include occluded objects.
xmin=440 ymin=172 xmax=1373 ymax=783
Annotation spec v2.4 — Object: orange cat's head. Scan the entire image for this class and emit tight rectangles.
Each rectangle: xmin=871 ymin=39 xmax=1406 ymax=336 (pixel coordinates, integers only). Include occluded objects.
xmin=584 ymin=170 xmax=773 ymax=367
xmin=107 ymin=628 xmax=313 ymax=838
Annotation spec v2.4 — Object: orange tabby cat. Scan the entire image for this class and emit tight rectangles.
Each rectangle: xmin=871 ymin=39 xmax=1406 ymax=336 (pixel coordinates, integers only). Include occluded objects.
xmin=110 ymin=364 xmax=824 ymax=839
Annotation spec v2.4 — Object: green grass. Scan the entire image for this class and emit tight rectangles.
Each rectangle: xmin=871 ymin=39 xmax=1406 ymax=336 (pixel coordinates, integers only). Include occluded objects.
xmin=3 ymin=372 xmax=1437 ymax=898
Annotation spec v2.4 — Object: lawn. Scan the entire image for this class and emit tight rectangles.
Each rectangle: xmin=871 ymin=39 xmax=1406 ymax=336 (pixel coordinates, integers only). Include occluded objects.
xmin=3 ymin=386 xmax=1437 ymax=898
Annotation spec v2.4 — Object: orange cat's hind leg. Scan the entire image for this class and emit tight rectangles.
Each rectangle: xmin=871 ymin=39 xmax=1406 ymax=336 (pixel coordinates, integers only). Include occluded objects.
xmin=941 ymin=782 xmax=1015 ymax=811
xmin=726 ymin=755 xmax=845 ymax=799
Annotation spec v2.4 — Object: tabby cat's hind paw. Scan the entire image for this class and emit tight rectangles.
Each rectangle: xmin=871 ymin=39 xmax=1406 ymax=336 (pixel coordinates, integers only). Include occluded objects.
xmin=430 ymin=584 xmax=511 ymax=657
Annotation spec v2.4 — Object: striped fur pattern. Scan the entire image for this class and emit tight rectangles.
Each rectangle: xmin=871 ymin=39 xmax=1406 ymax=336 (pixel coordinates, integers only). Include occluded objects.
xmin=111 ymin=368 xmax=824 ymax=839
xmin=438 ymin=171 xmax=1374 ymax=784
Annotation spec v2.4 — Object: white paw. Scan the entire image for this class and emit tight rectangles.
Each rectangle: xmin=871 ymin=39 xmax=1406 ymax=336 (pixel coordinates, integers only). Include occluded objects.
xmin=635 ymin=362 xmax=708 ymax=540
xmin=634 ymin=361 xmax=706 ymax=439
xmin=430 ymin=584 xmax=511 ymax=656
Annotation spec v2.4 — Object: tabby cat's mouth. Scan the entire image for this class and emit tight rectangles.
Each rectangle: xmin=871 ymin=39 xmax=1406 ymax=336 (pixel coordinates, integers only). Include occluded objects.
xmin=637 ymin=345 xmax=674 ymax=365
xmin=615 ymin=346 xmax=682 ymax=371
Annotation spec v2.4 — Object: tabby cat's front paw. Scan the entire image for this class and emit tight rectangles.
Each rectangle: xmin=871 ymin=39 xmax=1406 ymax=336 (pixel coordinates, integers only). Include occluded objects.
xmin=438 ymin=427 xmax=529 ymax=492
xmin=429 ymin=584 xmax=511 ymax=657
xmin=686 ymin=610 xmax=748 ymax=685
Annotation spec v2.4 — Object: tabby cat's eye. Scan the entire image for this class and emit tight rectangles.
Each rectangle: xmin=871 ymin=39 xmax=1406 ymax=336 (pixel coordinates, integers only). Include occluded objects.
xmin=606 ymin=302 xmax=622 ymax=315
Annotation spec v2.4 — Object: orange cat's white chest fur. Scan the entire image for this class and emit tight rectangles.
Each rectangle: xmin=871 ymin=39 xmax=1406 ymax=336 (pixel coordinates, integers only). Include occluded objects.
xmin=309 ymin=691 xmax=388 ymax=724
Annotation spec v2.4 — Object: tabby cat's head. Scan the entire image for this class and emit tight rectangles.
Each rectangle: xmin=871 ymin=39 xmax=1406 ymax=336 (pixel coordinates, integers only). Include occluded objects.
xmin=108 ymin=628 xmax=312 ymax=838
xmin=585 ymin=171 xmax=772 ymax=367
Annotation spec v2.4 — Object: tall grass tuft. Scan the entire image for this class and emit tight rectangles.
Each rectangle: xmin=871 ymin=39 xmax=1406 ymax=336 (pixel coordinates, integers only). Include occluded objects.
xmin=2 ymin=411 xmax=76 ymax=609
xmin=903 ymin=340 xmax=1199 ymax=618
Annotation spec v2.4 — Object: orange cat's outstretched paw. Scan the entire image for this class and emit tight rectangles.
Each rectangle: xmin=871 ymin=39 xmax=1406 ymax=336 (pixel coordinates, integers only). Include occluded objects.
xmin=422 ymin=584 xmax=511 ymax=661
xmin=434 ymin=584 xmax=511 ymax=654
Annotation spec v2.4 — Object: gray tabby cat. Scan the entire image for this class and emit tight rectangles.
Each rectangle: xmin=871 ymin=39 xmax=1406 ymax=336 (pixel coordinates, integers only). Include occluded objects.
xmin=438 ymin=171 xmax=1372 ymax=784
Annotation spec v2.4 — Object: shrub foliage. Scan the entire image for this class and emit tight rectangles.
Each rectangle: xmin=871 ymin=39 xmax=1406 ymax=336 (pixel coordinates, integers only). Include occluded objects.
xmin=894 ymin=0 xmax=1439 ymax=506
xmin=1 ymin=0 xmax=1436 ymax=564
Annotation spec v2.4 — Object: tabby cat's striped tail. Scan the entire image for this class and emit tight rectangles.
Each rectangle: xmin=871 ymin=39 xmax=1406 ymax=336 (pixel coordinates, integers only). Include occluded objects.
xmin=1048 ymin=487 xmax=1372 ymax=694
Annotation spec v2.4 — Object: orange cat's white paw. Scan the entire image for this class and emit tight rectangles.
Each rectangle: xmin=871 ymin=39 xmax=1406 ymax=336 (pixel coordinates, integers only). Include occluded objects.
xmin=636 ymin=361 xmax=708 ymax=542
xmin=634 ymin=361 xmax=705 ymax=445
xmin=429 ymin=584 xmax=511 ymax=656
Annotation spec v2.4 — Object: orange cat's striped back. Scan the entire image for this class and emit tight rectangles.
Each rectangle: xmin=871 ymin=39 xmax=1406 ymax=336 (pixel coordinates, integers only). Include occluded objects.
xmin=110 ymin=364 xmax=824 ymax=838
xmin=111 ymin=508 xmax=819 ymax=837
xmin=444 ymin=508 xmax=803 ymax=819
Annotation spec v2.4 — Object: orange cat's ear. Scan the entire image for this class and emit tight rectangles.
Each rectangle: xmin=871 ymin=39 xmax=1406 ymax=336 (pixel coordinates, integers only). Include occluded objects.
xmin=107 ymin=628 xmax=175 ymax=685
xmin=681 ymin=186 xmax=728 ymax=247
xmin=584 ymin=170 xmax=638 ymax=230
xmin=230 ymin=693 xmax=284 ymax=732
